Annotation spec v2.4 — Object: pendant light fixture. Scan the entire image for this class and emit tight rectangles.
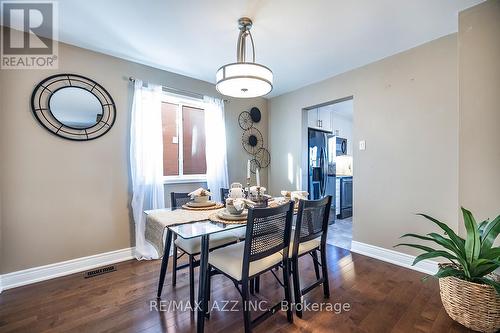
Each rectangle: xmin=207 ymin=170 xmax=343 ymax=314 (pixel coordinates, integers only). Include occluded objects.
xmin=216 ymin=17 xmax=273 ymax=98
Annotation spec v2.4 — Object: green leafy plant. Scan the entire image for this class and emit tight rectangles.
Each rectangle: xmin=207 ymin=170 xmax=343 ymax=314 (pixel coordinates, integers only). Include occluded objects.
xmin=395 ymin=207 xmax=500 ymax=294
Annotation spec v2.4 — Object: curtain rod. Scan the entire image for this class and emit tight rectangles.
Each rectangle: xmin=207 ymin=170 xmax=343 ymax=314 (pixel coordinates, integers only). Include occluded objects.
xmin=128 ymin=76 xmax=228 ymax=103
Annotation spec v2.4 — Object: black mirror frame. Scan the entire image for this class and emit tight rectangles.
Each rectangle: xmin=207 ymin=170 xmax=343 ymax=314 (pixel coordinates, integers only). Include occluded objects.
xmin=30 ymin=73 xmax=116 ymax=141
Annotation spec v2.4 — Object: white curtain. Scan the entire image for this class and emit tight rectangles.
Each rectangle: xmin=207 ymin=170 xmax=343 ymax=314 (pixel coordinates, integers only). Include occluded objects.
xmin=130 ymin=80 xmax=165 ymax=260
xmin=203 ymin=96 xmax=229 ymax=202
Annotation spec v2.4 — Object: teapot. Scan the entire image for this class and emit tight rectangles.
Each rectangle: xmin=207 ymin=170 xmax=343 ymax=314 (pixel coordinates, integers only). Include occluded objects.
xmin=228 ymin=182 xmax=244 ymax=198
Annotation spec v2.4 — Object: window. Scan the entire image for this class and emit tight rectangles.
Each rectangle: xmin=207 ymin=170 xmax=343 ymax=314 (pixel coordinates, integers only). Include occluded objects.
xmin=161 ymin=95 xmax=207 ymax=183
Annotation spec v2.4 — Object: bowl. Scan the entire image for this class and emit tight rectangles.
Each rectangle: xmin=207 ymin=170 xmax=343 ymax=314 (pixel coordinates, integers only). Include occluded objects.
xmin=194 ymin=195 xmax=209 ymax=203
xmin=225 ymin=199 xmax=244 ymax=215
xmin=226 ymin=205 xmax=244 ymax=215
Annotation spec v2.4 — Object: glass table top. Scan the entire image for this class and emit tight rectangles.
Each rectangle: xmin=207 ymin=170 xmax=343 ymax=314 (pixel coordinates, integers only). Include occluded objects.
xmin=144 ymin=208 xmax=245 ymax=239
xmin=169 ymin=220 xmax=245 ymax=239
xmin=144 ymin=201 xmax=296 ymax=240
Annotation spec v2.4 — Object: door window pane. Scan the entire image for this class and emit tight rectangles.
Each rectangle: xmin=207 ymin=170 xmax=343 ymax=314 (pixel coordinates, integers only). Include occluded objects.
xmin=161 ymin=102 xmax=179 ymax=176
xmin=182 ymin=106 xmax=206 ymax=175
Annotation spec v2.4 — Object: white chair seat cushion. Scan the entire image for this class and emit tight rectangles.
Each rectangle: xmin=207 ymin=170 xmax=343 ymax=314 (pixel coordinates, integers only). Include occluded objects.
xmin=175 ymin=230 xmax=238 ymax=255
xmin=208 ymin=241 xmax=283 ymax=281
xmin=289 ymin=237 xmax=320 ymax=257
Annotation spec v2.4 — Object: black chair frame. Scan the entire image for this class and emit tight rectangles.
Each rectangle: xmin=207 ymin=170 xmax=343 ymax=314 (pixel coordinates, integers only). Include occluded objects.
xmin=289 ymin=196 xmax=332 ymax=318
xmin=220 ymin=188 xmax=230 ymax=206
xmin=205 ymin=202 xmax=295 ymax=333
xmin=169 ymin=191 xmax=237 ymax=309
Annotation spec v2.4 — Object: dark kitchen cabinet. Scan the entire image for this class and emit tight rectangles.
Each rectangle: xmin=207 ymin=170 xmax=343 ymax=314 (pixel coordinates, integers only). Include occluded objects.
xmin=339 ymin=177 xmax=352 ymax=219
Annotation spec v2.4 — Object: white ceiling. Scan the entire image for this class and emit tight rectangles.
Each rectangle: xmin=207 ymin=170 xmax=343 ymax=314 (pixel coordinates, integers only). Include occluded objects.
xmin=320 ymin=99 xmax=353 ymax=121
xmin=8 ymin=0 xmax=483 ymax=97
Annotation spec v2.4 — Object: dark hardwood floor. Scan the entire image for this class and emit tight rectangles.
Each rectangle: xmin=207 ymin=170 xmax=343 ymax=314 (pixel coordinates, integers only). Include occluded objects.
xmin=0 ymin=245 xmax=473 ymax=333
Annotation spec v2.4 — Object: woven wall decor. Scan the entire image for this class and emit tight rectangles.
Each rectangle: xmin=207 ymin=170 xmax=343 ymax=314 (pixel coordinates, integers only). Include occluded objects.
xmin=238 ymin=107 xmax=270 ymax=173
xmin=242 ymin=127 xmax=263 ymax=155
xmin=238 ymin=111 xmax=253 ymax=130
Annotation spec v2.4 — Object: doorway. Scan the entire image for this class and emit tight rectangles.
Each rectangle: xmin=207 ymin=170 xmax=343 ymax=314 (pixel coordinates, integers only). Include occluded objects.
xmin=303 ymin=97 xmax=353 ymax=250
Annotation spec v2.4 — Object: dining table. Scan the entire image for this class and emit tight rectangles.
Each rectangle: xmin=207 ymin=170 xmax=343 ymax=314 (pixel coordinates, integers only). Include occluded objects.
xmin=144 ymin=207 xmax=247 ymax=333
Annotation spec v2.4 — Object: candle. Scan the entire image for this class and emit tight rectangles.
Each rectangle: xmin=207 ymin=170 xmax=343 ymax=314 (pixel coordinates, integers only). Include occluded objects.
xmin=256 ymin=168 xmax=260 ymax=187
xmin=247 ymin=160 xmax=251 ymax=179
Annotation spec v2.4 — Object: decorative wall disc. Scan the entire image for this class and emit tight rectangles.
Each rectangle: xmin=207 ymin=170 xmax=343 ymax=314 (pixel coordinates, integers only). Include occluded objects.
xmin=250 ymin=107 xmax=261 ymax=123
xmin=238 ymin=111 xmax=253 ymax=130
xmin=242 ymin=127 xmax=263 ymax=154
xmin=30 ymin=74 xmax=116 ymax=141
xmin=255 ymin=147 xmax=271 ymax=168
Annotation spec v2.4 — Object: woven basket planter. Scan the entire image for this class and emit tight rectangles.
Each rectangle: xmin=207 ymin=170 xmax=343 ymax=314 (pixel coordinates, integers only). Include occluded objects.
xmin=439 ymin=275 xmax=500 ymax=332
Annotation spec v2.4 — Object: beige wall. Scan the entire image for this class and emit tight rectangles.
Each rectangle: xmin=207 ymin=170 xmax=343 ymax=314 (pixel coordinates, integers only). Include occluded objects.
xmin=269 ymin=34 xmax=459 ymax=255
xmin=0 ymin=40 xmax=268 ymax=273
xmin=458 ymin=0 xmax=500 ymax=232
xmin=1 ymin=75 xmax=3 ymax=273
xmin=225 ymin=97 xmax=269 ymax=188
xmin=2 ymin=1 xmax=496 ymax=274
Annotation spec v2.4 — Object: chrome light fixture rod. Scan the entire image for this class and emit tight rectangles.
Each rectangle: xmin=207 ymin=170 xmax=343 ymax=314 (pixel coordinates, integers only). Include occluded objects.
xmin=215 ymin=17 xmax=273 ymax=98
xmin=236 ymin=17 xmax=255 ymax=63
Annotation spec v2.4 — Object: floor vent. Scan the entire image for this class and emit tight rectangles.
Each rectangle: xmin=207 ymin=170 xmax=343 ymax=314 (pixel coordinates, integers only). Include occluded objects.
xmin=84 ymin=265 xmax=116 ymax=278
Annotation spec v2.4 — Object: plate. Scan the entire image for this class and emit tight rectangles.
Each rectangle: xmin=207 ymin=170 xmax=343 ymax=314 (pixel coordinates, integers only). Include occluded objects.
xmin=186 ymin=201 xmax=216 ymax=208
xmin=218 ymin=209 xmax=248 ymax=221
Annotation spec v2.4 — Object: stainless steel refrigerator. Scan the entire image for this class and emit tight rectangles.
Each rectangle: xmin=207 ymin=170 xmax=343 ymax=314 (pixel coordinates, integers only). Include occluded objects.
xmin=308 ymin=128 xmax=335 ymax=222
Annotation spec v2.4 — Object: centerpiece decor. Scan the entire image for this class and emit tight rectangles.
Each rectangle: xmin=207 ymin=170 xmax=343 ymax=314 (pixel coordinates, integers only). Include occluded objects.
xmin=395 ymin=207 xmax=500 ymax=333
xmin=244 ymin=162 xmax=268 ymax=208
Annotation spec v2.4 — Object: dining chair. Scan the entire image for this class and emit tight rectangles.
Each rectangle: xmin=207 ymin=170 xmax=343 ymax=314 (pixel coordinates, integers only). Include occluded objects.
xmin=206 ymin=202 xmax=295 ymax=332
xmin=220 ymin=188 xmax=230 ymax=206
xmin=169 ymin=191 xmax=239 ymax=309
xmin=289 ymin=195 xmax=332 ymax=318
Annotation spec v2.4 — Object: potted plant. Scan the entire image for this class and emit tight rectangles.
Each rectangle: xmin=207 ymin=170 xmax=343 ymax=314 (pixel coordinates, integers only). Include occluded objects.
xmin=396 ymin=207 xmax=500 ymax=333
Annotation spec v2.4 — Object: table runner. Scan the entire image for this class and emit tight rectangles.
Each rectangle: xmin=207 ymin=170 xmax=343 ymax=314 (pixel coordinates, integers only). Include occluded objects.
xmin=145 ymin=208 xmax=224 ymax=256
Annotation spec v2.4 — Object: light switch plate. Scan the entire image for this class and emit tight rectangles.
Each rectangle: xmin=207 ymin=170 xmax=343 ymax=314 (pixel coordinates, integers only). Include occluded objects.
xmin=359 ymin=140 xmax=366 ymax=150
xmin=172 ymin=136 xmax=178 ymax=144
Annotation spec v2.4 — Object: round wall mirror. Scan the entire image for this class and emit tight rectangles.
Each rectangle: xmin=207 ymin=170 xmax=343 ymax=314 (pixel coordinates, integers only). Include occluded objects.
xmin=31 ymin=74 xmax=116 ymax=141
xmin=49 ymin=87 xmax=103 ymax=129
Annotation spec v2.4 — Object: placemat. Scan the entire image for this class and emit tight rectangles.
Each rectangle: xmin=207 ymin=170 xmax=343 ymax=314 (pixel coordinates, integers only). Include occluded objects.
xmin=209 ymin=212 xmax=247 ymax=224
xmin=181 ymin=203 xmax=224 ymax=211
xmin=268 ymin=200 xmax=299 ymax=213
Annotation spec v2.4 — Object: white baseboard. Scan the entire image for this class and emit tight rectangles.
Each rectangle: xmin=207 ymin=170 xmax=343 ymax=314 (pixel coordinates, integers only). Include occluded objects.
xmin=0 ymin=242 xmax=438 ymax=292
xmin=351 ymin=241 xmax=438 ymax=275
xmin=0 ymin=247 xmax=135 ymax=292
